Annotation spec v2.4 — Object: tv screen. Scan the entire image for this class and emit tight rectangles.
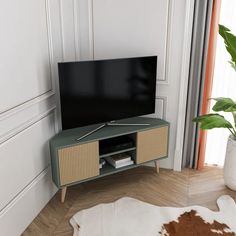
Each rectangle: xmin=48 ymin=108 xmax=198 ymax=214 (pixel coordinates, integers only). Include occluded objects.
xmin=58 ymin=56 xmax=157 ymax=130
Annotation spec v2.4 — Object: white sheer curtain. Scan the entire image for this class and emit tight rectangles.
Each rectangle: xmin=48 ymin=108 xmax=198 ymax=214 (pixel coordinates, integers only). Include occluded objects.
xmin=205 ymin=0 xmax=236 ymax=166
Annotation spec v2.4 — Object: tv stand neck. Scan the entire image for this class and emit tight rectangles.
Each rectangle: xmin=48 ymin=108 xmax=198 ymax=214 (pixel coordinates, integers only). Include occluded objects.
xmin=76 ymin=120 xmax=150 ymax=142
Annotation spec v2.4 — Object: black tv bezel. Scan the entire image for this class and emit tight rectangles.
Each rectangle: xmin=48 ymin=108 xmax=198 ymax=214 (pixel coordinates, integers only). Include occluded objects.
xmin=58 ymin=55 xmax=158 ymax=130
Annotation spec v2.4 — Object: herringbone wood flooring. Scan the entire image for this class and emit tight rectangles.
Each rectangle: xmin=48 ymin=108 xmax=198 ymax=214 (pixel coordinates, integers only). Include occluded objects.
xmin=22 ymin=166 xmax=236 ymax=236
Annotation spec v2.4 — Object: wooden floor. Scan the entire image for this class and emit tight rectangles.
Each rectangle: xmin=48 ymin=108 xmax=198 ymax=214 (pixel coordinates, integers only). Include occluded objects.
xmin=22 ymin=166 xmax=236 ymax=236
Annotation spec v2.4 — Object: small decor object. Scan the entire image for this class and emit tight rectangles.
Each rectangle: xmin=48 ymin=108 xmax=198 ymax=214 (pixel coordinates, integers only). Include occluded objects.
xmin=193 ymin=25 xmax=236 ymax=190
xmin=70 ymin=195 xmax=236 ymax=236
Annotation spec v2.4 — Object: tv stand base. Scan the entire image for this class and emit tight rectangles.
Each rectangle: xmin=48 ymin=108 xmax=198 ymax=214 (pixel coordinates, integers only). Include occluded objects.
xmin=76 ymin=120 xmax=150 ymax=141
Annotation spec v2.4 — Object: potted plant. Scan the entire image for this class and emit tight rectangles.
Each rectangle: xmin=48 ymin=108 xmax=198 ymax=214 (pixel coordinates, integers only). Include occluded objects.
xmin=193 ymin=25 xmax=236 ymax=190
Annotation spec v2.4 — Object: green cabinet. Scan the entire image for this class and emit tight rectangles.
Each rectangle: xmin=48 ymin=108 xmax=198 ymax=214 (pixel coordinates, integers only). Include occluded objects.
xmin=50 ymin=117 xmax=169 ymax=202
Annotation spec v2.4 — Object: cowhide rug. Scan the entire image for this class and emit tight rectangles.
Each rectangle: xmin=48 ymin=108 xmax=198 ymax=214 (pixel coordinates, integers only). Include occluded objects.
xmin=70 ymin=195 xmax=236 ymax=236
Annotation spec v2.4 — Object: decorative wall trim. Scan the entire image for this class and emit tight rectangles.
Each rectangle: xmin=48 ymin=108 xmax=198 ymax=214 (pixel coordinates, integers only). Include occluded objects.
xmin=59 ymin=0 xmax=65 ymax=61
xmin=0 ymin=0 xmax=55 ymax=117
xmin=45 ymin=0 xmax=55 ymax=92
xmin=156 ymin=96 xmax=168 ymax=120
xmin=0 ymin=91 xmax=54 ymax=122
xmin=56 ymin=0 xmax=64 ymax=62
xmin=156 ymin=0 xmax=173 ymax=83
xmin=0 ymin=89 xmax=54 ymax=115
xmin=0 ymin=165 xmax=57 ymax=236
xmin=146 ymin=96 xmax=167 ymax=120
xmin=0 ymin=165 xmax=51 ymax=216
xmin=88 ymin=0 xmax=94 ymax=59
xmin=173 ymin=0 xmax=195 ymax=171
xmin=0 ymin=106 xmax=56 ymax=145
xmin=73 ymin=0 xmax=80 ymax=60
xmin=45 ymin=0 xmax=62 ymax=132
xmin=0 ymin=1 xmax=59 ymax=234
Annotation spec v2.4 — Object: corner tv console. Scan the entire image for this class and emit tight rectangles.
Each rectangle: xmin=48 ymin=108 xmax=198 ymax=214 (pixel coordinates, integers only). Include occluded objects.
xmin=50 ymin=117 xmax=169 ymax=202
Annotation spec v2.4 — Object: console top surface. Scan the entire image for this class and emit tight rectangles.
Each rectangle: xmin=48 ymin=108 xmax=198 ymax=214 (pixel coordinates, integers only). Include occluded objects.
xmin=50 ymin=117 xmax=169 ymax=149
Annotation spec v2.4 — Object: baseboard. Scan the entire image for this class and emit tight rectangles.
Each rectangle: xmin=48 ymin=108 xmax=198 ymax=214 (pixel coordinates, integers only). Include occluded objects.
xmin=0 ymin=166 xmax=58 ymax=236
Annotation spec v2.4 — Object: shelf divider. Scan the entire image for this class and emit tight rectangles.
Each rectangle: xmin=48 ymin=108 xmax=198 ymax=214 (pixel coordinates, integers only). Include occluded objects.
xmin=99 ymin=147 xmax=136 ymax=158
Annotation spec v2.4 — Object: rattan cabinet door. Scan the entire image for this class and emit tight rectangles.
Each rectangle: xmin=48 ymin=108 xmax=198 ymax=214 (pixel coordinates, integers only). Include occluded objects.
xmin=136 ymin=127 xmax=168 ymax=164
xmin=58 ymin=141 xmax=99 ymax=185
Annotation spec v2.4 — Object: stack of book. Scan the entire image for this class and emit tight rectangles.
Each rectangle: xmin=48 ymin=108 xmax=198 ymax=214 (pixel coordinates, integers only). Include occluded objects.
xmin=105 ymin=153 xmax=134 ymax=169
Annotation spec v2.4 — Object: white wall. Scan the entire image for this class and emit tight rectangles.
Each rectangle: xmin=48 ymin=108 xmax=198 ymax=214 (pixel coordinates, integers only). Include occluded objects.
xmin=0 ymin=0 xmax=59 ymax=235
xmin=0 ymin=0 xmax=193 ymax=234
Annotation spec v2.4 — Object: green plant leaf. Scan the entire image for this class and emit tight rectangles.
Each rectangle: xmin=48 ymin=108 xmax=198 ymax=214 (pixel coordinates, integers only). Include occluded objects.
xmin=193 ymin=113 xmax=233 ymax=130
xmin=229 ymin=61 xmax=236 ymax=70
xmin=219 ymin=24 xmax=236 ymax=71
xmin=233 ymin=112 xmax=236 ymax=127
xmin=212 ymin=97 xmax=236 ymax=112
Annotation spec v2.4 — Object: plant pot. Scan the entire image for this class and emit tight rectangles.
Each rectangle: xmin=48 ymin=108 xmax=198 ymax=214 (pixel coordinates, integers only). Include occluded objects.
xmin=224 ymin=135 xmax=236 ymax=190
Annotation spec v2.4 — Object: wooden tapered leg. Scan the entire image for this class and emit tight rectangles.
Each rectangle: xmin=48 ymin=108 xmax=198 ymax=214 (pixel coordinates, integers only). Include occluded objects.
xmin=61 ymin=186 xmax=67 ymax=203
xmin=154 ymin=160 xmax=160 ymax=173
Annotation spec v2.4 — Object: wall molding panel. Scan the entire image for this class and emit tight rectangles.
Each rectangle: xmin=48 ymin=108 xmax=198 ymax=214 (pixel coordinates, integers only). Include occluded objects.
xmin=0 ymin=105 xmax=56 ymax=145
xmin=0 ymin=91 xmax=54 ymax=121
xmin=0 ymin=0 xmax=62 ymax=234
xmin=46 ymin=0 xmax=57 ymax=93
xmin=73 ymin=0 xmax=81 ymax=60
xmin=156 ymin=0 xmax=172 ymax=83
xmin=57 ymin=0 xmax=94 ymax=61
xmin=92 ymin=0 xmax=171 ymax=82
xmin=156 ymin=96 xmax=168 ymax=120
xmin=174 ymin=0 xmax=195 ymax=171
xmin=0 ymin=113 xmax=56 ymax=211
xmin=55 ymin=0 xmax=173 ymax=81
xmin=0 ymin=166 xmax=57 ymax=236
xmin=77 ymin=0 xmax=94 ymax=60
xmin=145 ymin=96 xmax=167 ymax=120
xmin=88 ymin=0 xmax=95 ymax=59
xmin=59 ymin=0 xmax=77 ymax=61
xmin=0 ymin=0 xmax=54 ymax=113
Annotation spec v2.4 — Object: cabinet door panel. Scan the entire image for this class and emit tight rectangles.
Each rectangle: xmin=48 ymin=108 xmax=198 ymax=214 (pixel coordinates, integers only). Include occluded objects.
xmin=136 ymin=127 xmax=168 ymax=164
xmin=58 ymin=142 xmax=99 ymax=185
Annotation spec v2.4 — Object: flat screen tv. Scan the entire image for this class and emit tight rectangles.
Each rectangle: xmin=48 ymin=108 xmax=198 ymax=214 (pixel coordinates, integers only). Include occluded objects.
xmin=58 ymin=56 xmax=157 ymax=130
